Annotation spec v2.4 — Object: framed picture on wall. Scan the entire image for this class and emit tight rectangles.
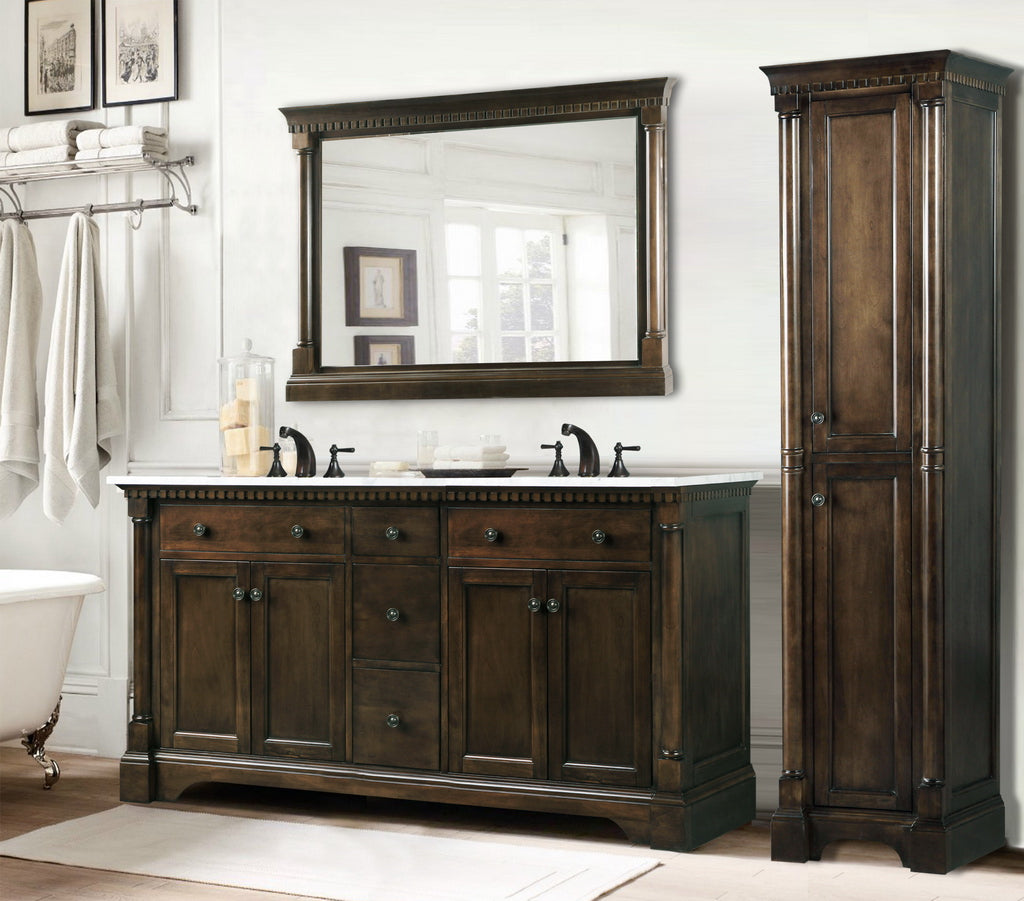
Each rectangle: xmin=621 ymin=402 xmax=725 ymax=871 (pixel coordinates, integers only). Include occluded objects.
xmin=24 ymin=0 xmax=95 ymax=116
xmin=344 ymin=247 xmax=418 ymax=327
xmin=354 ymin=336 xmax=416 ymax=366
xmin=101 ymin=0 xmax=178 ymax=107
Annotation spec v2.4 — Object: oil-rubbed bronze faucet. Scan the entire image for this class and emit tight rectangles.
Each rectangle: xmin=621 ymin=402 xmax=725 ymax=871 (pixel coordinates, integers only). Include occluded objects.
xmin=279 ymin=426 xmax=316 ymax=477
xmin=561 ymin=423 xmax=600 ymax=476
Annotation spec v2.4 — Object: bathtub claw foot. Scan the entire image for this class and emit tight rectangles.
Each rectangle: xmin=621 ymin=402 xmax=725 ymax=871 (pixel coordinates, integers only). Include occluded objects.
xmin=21 ymin=697 xmax=62 ymax=789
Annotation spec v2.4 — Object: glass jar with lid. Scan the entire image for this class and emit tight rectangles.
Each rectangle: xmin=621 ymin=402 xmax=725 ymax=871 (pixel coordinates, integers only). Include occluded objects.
xmin=218 ymin=339 xmax=274 ymax=476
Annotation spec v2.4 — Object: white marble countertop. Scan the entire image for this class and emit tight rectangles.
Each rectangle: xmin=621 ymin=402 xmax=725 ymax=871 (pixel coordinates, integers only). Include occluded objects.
xmin=108 ymin=470 xmax=763 ymax=489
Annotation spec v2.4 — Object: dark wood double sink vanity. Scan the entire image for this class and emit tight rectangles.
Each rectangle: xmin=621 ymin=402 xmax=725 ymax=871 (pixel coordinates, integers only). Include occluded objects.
xmin=115 ymin=473 xmax=759 ymax=851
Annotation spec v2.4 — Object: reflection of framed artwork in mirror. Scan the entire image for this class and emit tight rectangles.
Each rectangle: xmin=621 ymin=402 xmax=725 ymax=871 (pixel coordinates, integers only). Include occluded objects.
xmin=344 ymin=247 xmax=418 ymax=326
xmin=354 ymin=335 xmax=415 ymax=366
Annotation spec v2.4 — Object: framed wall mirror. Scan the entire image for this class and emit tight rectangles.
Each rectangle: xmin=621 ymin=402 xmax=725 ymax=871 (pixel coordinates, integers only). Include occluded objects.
xmin=281 ymin=77 xmax=673 ymax=400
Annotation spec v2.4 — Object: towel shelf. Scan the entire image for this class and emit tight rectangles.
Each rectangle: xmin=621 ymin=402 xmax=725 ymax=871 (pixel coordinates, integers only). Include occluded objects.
xmin=0 ymin=155 xmax=197 ymax=225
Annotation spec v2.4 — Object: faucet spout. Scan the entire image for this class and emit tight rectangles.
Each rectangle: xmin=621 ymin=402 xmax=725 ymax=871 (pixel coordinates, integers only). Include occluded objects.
xmin=280 ymin=426 xmax=317 ymax=477
xmin=561 ymin=423 xmax=600 ymax=477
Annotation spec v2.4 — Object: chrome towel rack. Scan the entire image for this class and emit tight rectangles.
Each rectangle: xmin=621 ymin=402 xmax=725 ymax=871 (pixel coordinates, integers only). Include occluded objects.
xmin=0 ymin=155 xmax=197 ymax=229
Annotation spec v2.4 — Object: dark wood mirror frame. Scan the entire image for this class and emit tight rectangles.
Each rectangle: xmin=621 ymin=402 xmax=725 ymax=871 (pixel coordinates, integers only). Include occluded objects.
xmin=281 ymin=77 xmax=674 ymax=401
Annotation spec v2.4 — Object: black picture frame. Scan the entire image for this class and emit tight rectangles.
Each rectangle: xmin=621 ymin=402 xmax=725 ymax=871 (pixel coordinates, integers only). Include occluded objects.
xmin=101 ymin=0 xmax=178 ymax=107
xmin=343 ymin=247 xmax=418 ymax=327
xmin=24 ymin=0 xmax=95 ymax=116
xmin=354 ymin=335 xmax=416 ymax=366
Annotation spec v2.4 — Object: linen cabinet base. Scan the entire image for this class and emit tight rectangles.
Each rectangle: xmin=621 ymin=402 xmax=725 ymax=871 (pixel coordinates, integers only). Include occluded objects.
xmin=762 ymin=50 xmax=1010 ymax=873
xmin=116 ymin=476 xmax=758 ymax=852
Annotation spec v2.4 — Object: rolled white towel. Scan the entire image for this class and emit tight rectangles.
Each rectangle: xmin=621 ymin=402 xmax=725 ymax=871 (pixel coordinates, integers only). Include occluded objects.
xmin=0 ymin=119 xmax=104 ymax=152
xmin=0 ymin=145 xmax=76 ymax=173
xmin=76 ymin=125 xmax=168 ymax=151
xmin=75 ymin=144 xmax=168 ymax=161
xmin=433 ymin=444 xmax=507 ymax=461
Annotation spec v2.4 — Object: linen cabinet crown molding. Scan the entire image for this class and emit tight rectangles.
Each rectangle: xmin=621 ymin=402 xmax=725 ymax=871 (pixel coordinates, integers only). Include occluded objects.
xmin=114 ymin=475 xmax=759 ymax=853
xmin=761 ymin=49 xmax=1010 ymax=874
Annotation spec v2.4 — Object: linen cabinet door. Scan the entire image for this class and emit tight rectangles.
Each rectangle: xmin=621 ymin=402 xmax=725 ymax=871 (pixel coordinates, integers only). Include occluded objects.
xmin=808 ymin=93 xmax=913 ymax=455
xmin=546 ymin=570 xmax=651 ymax=787
xmin=249 ymin=563 xmax=346 ymax=760
xmin=159 ymin=560 xmax=252 ymax=754
xmin=810 ymin=461 xmax=913 ymax=811
xmin=449 ymin=567 xmax=547 ymax=779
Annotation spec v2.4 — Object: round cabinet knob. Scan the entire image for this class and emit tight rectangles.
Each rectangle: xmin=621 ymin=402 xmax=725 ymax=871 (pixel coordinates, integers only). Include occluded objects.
xmin=527 ymin=597 xmax=542 ymax=613
xmin=192 ymin=523 xmax=208 ymax=537
xmin=386 ymin=713 xmax=401 ymax=729
xmin=249 ymin=588 xmax=264 ymax=602
xmin=385 ymin=607 xmax=401 ymax=622
xmin=811 ymin=493 xmax=826 ymax=507
xmin=546 ymin=598 xmax=561 ymax=614
xmin=232 ymin=587 xmax=246 ymax=601
xmin=291 ymin=524 xmax=305 ymax=539
xmin=483 ymin=528 xmax=500 ymax=543
xmin=384 ymin=526 xmax=401 ymax=541
xmin=810 ymin=411 xmax=826 ymax=425
xmin=591 ymin=529 xmax=607 ymax=544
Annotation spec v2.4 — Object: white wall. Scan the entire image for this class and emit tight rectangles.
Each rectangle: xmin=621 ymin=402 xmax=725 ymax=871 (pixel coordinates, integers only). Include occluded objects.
xmin=1 ymin=0 xmax=1021 ymax=847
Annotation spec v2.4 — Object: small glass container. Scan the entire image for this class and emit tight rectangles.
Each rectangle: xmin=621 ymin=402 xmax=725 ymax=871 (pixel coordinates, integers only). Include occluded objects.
xmin=218 ymin=339 xmax=274 ymax=476
xmin=417 ymin=430 xmax=438 ymax=468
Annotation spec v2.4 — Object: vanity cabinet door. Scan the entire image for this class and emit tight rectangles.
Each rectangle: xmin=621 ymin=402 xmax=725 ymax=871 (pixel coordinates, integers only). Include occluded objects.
xmin=547 ymin=570 xmax=651 ymax=787
xmin=250 ymin=563 xmax=346 ymax=761
xmin=448 ymin=567 xmax=548 ymax=779
xmin=159 ymin=560 xmax=252 ymax=754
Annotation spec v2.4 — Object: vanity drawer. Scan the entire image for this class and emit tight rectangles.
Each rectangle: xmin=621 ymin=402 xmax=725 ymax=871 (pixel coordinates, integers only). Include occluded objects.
xmin=352 ymin=564 xmax=440 ymax=663
xmin=351 ymin=506 xmax=440 ymax=557
xmin=352 ymin=668 xmax=439 ymax=770
xmin=448 ymin=506 xmax=651 ymax=562
xmin=160 ymin=504 xmax=344 ymax=555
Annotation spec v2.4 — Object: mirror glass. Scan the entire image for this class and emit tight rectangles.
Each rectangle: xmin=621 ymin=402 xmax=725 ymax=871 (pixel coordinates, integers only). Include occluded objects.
xmin=319 ymin=118 xmax=638 ymax=368
xmin=281 ymin=78 xmax=673 ymax=400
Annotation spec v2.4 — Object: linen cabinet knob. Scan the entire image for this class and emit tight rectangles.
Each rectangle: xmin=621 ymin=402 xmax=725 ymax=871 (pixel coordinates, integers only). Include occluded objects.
xmin=386 ymin=713 xmax=401 ymax=728
xmin=249 ymin=588 xmax=264 ymax=602
xmin=483 ymin=528 xmax=500 ymax=542
xmin=546 ymin=598 xmax=561 ymax=614
xmin=527 ymin=597 xmax=542 ymax=613
xmin=811 ymin=494 xmax=826 ymax=507
xmin=232 ymin=587 xmax=246 ymax=601
xmin=591 ymin=529 xmax=607 ymax=544
xmin=291 ymin=524 xmax=305 ymax=538
xmin=384 ymin=526 xmax=401 ymax=541
xmin=810 ymin=411 xmax=825 ymax=425
xmin=385 ymin=607 xmax=400 ymax=622
xmin=192 ymin=523 xmax=208 ymax=537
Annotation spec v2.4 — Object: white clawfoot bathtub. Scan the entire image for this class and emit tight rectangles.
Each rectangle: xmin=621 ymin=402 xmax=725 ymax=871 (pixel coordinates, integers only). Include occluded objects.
xmin=0 ymin=569 xmax=104 ymax=787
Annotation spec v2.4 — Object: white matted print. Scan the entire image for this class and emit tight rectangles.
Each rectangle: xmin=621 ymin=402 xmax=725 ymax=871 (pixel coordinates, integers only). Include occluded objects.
xmin=102 ymin=0 xmax=178 ymax=107
xmin=25 ymin=0 xmax=95 ymax=115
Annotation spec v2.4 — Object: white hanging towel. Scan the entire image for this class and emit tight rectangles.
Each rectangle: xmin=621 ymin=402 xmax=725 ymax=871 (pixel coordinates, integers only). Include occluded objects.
xmin=0 ymin=219 xmax=44 ymax=517
xmin=43 ymin=212 xmax=123 ymax=524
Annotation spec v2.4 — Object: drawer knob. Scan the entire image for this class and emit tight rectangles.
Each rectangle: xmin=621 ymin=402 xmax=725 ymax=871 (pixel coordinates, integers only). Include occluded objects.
xmin=811 ymin=493 xmax=826 ymax=507
xmin=232 ymin=587 xmax=246 ymax=601
xmin=291 ymin=524 xmax=305 ymax=539
xmin=546 ymin=598 xmax=561 ymax=614
xmin=591 ymin=528 xmax=607 ymax=544
xmin=810 ymin=411 xmax=825 ymax=425
xmin=249 ymin=588 xmax=264 ymax=602
xmin=192 ymin=523 xmax=208 ymax=537
xmin=384 ymin=526 xmax=401 ymax=541
xmin=385 ymin=607 xmax=401 ymax=622
xmin=386 ymin=713 xmax=401 ymax=729
xmin=527 ymin=597 xmax=542 ymax=613
xmin=483 ymin=527 xmax=500 ymax=542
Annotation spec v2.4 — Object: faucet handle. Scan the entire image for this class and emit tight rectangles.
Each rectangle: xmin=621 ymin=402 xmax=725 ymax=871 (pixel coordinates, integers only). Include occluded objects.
xmin=260 ymin=444 xmax=287 ymax=477
xmin=324 ymin=444 xmax=355 ymax=478
xmin=541 ymin=441 xmax=570 ymax=477
xmin=608 ymin=442 xmax=640 ymax=478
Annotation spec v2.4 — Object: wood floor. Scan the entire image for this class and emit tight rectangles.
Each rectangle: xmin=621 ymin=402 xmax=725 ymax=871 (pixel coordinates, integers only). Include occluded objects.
xmin=2 ymin=747 xmax=1022 ymax=900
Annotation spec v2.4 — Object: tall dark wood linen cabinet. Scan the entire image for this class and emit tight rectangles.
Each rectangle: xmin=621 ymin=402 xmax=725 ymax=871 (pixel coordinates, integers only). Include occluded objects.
xmin=761 ymin=51 xmax=1011 ymax=873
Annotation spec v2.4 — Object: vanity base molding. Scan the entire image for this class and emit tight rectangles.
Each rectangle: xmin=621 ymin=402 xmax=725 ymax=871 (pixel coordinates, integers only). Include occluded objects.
xmin=116 ymin=477 xmax=757 ymax=852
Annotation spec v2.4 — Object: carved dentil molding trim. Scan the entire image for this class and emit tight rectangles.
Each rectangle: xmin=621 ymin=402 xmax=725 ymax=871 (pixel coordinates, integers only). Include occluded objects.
xmin=768 ymin=70 xmax=1006 ymax=97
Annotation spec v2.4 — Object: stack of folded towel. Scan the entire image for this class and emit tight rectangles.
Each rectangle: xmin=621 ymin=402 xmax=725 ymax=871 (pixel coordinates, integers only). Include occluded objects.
xmin=431 ymin=444 xmax=510 ymax=470
xmin=75 ymin=125 xmax=169 ymax=167
xmin=0 ymin=119 xmax=104 ymax=174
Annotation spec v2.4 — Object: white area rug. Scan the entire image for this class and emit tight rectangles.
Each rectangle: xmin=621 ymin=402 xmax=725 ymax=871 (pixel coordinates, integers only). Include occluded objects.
xmin=0 ymin=805 xmax=659 ymax=901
